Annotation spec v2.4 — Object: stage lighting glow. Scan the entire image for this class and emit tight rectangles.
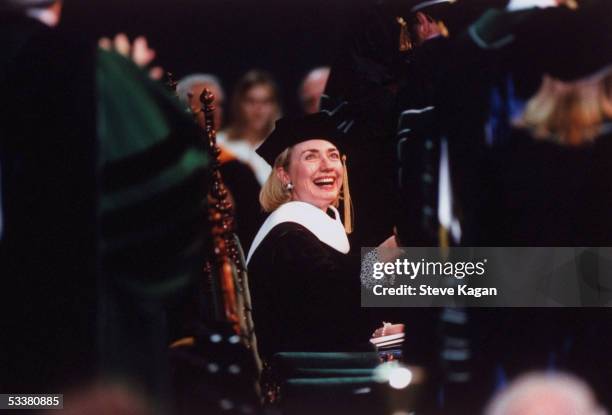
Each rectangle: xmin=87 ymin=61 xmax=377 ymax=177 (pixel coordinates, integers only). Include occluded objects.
xmin=389 ymin=367 xmax=413 ymax=389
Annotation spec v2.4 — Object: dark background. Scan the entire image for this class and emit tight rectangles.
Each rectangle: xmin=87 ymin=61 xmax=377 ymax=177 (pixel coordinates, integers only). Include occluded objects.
xmin=62 ymin=0 xmax=372 ymax=118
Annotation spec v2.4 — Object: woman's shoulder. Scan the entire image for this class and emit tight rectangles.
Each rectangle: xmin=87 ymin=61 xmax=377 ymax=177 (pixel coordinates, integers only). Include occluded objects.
xmin=247 ymin=202 xmax=349 ymax=261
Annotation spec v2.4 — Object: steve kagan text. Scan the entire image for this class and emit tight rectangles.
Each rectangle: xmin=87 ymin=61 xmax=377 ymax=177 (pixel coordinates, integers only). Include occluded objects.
xmin=372 ymin=284 xmax=498 ymax=298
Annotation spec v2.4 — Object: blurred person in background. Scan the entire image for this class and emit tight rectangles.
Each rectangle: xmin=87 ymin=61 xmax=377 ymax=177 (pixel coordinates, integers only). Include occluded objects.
xmin=1 ymin=0 xmax=98 ymax=392
xmin=176 ymin=73 xmax=225 ymax=131
xmin=0 ymin=2 xmax=210 ymax=407
xmin=418 ymin=1 xmax=612 ymax=411
xmin=217 ymin=70 xmax=281 ymax=186
xmin=246 ymin=111 xmax=397 ymax=360
xmin=484 ymin=372 xmax=606 ymax=415
xmin=177 ymin=73 xmax=263 ymax=250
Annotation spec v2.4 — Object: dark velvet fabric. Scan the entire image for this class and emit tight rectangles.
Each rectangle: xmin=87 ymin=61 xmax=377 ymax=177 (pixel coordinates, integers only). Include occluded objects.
xmin=247 ymin=222 xmax=371 ymax=360
xmin=473 ymin=128 xmax=612 ymax=246
xmin=0 ymin=15 xmax=98 ymax=391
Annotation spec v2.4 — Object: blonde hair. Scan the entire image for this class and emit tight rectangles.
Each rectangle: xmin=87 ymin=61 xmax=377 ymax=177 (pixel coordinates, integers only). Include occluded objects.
xmin=602 ymin=69 xmax=612 ymax=117
xmin=259 ymin=147 xmax=354 ymax=234
xmin=516 ymin=67 xmax=612 ymax=146
xmin=259 ymin=148 xmax=292 ymax=213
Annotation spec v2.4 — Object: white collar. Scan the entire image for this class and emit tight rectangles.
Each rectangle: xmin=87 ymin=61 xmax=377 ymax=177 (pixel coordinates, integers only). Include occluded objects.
xmin=216 ymin=133 xmax=271 ymax=186
xmin=246 ymin=201 xmax=349 ymax=264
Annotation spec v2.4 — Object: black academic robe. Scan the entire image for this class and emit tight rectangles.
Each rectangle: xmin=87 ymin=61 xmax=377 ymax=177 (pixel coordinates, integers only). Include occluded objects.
xmin=0 ymin=13 xmax=210 ymax=398
xmin=0 ymin=14 xmax=98 ymax=392
xmin=247 ymin=221 xmax=370 ymax=360
xmin=391 ymin=8 xmax=612 ymax=410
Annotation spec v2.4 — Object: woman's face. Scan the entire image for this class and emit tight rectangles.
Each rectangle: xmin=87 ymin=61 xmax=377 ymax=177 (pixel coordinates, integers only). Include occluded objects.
xmin=240 ymin=84 xmax=277 ymax=133
xmin=279 ymin=139 xmax=343 ymax=211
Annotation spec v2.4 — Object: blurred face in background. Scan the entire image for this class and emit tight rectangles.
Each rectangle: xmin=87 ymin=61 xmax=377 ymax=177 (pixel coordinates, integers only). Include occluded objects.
xmin=240 ymin=83 xmax=278 ymax=135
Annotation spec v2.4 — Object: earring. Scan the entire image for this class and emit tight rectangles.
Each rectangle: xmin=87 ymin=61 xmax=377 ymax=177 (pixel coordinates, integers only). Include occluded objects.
xmin=285 ymin=182 xmax=294 ymax=191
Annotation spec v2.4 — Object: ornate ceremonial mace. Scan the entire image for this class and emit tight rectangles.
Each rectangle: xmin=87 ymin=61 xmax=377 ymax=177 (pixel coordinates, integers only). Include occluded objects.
xmin=200 ymin=87 xmax=262 ymax=371
xmin=165 ymin=74 xmax=262 ymax=409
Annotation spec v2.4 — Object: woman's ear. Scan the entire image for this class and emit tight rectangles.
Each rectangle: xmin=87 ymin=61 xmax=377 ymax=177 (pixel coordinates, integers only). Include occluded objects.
xmin=276 ymin=166 xmax=290 ymax=185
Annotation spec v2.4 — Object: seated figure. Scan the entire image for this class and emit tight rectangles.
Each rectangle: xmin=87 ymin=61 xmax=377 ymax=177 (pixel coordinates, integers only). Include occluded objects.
xmin=246 ymin=111 xmax=393 ymax=359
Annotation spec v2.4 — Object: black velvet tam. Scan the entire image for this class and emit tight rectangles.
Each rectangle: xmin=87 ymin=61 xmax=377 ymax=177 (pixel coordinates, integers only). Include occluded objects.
xmin=256 ymin=111 xmax=349 ymax=166
xmin=516 ymin=0 xmax=612 ymax=82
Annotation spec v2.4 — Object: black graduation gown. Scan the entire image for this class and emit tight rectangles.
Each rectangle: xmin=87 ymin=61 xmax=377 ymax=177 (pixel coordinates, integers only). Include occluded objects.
xmin=247 ymin=222 xmax=370 ymax=360
xmin=389 ymin=9 xmax=612 ymax=409
xmin=0 ymin=15 xmax=98 ymax=392
xmin=0 ymin=14 xmax=210 ymax=397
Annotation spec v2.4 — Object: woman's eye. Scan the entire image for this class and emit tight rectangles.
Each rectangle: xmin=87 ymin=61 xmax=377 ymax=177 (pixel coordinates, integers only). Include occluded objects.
xmin=329 ymin=152 xmax=340 ymax=160
xmin=305 ymin=153 xmax=317 ymax=160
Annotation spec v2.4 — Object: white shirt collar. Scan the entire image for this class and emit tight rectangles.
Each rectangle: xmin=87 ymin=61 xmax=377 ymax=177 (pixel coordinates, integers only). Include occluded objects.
xmin=246 ymin=201 xmax=349 ymax=264
xmin=216 ymin=132 xmax=272 ymax=186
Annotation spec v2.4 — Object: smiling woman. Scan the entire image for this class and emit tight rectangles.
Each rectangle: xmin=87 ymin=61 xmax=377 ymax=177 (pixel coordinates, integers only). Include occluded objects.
xmin=257 ymin=112 xmax=353 ymax=233
xmin=260 ymin=140 xmax=346 ymax=213
xmin=245 ymin=111 xmax=372 ymax=359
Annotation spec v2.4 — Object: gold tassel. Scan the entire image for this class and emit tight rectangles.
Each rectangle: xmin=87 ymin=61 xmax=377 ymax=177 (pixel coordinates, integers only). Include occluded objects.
xmin=396 ymin=17 xmax=413 ymax=52
xmin=438 ymin=225 xmax=449 ymax=260
xmin=341 ymin=155 xmax=354 ymax=234
xmin=437 ymin=21 xmax=450 ymax=38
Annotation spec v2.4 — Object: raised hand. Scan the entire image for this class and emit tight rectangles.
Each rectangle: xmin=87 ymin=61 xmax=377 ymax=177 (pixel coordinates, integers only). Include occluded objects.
xmin=98 ymin=33 xmax=163 ymax=80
